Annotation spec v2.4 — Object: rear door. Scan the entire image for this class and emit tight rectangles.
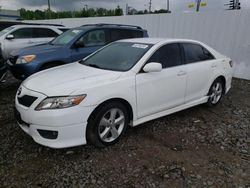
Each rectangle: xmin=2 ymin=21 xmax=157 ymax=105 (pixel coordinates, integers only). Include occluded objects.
xmin=71 ymin=29 xmax=108 ymax=62
xmin=182 ymin=43 xmax=216 ymax=103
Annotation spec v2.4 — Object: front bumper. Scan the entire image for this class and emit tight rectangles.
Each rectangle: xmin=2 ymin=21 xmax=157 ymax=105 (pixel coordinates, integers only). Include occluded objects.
xmin=6 ymin=59 xmax=38 ymax=80
xmin=15 ymin=85 xmax=96 ymax=148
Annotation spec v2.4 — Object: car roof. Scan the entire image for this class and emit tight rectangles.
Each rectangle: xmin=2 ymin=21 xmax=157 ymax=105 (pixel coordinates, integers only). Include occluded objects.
xmin=11 ymin=24 xmax=64 ymax=28
xmin=118 ymin=38 xmax=203 ymax=45
xmin=78 ymin=23 xmax=144 ymax=31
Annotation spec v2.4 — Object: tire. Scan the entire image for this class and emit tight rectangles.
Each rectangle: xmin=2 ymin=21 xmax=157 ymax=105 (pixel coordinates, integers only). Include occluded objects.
xmin=207 ymin=78 xmax=224 ymax=106
xmin=86 ymin=101 xmax=129 ymax=147
xmin=40 ymin=63 xmax=61 ymax=71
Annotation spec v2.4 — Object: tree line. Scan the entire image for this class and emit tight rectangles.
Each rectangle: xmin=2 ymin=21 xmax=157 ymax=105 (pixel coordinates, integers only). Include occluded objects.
xmin=19 ymin=6 xmax=123 ymax=20
xmin=19 ymin=7 xmax=171 ymax=20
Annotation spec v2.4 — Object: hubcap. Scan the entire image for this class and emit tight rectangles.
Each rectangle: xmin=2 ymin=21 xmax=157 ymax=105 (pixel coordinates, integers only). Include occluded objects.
xmin=210 ymin=82 xmax=223 ymax=104
xmin=98 ymin=108 xmax=125 ymax=143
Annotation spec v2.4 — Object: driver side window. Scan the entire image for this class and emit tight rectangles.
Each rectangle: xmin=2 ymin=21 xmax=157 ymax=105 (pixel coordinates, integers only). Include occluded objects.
xmin=78 ymin=30 xmax=106 ymax=47
xmin=11 ymin=28 xmax=33 ymax=39
xmin=147 ymin=43 xmax=182 ymax=69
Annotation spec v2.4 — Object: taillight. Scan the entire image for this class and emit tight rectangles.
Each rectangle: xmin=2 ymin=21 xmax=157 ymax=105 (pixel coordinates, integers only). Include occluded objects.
xmin=229 ymin=60 xmax=233 ymax=67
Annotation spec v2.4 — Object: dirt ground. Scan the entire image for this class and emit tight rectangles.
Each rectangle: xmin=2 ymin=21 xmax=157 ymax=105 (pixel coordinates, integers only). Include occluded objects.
xmin=0 ymin=74 xmax=249 ymax=188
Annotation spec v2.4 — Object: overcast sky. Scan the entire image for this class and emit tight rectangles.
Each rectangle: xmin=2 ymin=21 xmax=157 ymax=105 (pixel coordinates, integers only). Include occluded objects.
xmin=1 ymin=0 xmax=250 ymax=12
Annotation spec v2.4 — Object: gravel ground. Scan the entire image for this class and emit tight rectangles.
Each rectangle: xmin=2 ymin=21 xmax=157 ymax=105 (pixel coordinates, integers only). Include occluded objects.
xmin=0 ymin=74 xmax=249 ymax=188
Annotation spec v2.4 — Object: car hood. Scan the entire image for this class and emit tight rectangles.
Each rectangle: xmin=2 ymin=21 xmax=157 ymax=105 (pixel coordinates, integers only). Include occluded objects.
xmin=23 ymin=63 xmax=122 ymax=96
xmin=11 ymin=44 xmax=64 ymax=57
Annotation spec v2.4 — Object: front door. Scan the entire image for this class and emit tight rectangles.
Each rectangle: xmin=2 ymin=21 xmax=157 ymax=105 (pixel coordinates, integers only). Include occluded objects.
xmin=136 ymin=43 xmax=187 ymax=118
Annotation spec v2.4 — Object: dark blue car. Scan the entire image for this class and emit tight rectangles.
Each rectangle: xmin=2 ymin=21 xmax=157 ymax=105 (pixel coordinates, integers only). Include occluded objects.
xmin=7 ymin=24 xmax=148 ymax=80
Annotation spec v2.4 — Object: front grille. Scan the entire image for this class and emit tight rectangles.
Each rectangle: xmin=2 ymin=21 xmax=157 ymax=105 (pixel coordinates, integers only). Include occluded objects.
xmin=18 ymin=95 xmax=38 ymax=107
xmin=9 ymin=56 xmax=18 ymax=65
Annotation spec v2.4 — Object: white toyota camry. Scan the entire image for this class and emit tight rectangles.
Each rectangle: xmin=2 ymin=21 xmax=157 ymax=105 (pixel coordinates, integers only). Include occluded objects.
xmin=15 ymin=38 xmax=233 ymax=148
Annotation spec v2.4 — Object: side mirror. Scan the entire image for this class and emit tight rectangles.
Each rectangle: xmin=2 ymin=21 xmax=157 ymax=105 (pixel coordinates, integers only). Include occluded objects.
xmin=143 ymin=62 xmax=162 ymax=73
xmin=74 ymin=40 xmax=85 ymax=48
xmin=6 ymin=34 xmax=14 ymax=40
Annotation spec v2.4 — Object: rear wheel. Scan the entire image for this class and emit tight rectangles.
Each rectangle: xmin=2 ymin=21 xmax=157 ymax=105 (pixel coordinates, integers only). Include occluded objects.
xmin=207 ymin=78 xmax=224 ymax=106
xmin=86 ymin=102 xmax=129 ymax=147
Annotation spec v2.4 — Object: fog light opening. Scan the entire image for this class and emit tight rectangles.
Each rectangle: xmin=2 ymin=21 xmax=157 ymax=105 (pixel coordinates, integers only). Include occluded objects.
xmin=37 ymin=129 xmax=58 ymax=140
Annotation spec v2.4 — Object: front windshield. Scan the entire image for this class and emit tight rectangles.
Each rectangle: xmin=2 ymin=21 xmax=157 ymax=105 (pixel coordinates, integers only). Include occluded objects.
xmin=51 ymin=29 xmax=82 ymax=45
xmin=0 ymin=27 xmax=14 ymax=37
xmin=80 ymin=42 xmax=152 ymax=71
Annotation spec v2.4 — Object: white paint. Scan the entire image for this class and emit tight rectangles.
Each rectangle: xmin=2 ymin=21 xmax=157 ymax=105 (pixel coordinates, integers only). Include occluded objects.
xmin=16 ymin=38 xmax=233 ymax=148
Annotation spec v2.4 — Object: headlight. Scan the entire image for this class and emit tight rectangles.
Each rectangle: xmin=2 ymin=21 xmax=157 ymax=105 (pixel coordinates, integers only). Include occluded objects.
xmin=16 ymin=55 xmax=36 ymax=64
xmin=35 ymin=95 xmax=86 ymax=111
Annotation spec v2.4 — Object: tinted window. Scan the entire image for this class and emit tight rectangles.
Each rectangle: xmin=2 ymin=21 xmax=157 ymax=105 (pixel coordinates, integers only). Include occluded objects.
xmin=78 ymin=30 xmax=106 ymax=47
xmin=203 ymin=47 xmax=215 ymax=60
xmin=147 ymin=43 xmax=182 ymax=68
xmin=11 ymin=28 xmax=33 ymax=39
xmin=110 ymin=29 xmax=143 ymax=42
xmin=183 ymin=43 xmax=214 ymax=63
xmin=33 ymin=28 xmax=58 ymax=38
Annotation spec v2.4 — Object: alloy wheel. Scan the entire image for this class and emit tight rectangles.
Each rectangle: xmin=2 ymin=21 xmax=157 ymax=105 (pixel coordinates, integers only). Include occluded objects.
xmin=98 ymin=108 xmax=125 ymax=143
xmin=210 ymin=82 xmax=223 ymax=104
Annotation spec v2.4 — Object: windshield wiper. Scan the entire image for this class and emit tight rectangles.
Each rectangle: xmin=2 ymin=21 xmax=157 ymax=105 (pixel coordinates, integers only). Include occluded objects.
xmin=85 ymin=64 xmax=101 ymax=69
xmin=79 ymin=60 xmax=101 ymax=69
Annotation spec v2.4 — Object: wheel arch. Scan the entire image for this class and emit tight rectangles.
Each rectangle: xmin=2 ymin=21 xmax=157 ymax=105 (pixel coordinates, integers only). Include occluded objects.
xmin=209 ymin=75 xmax=226 ymax=95
xmin=215 ymin=75 xmax=226 ymax=94
xmin=87 ymin=98 xmax=134 ymax=125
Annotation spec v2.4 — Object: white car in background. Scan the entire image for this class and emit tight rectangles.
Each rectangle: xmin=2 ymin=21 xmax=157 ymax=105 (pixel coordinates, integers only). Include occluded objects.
xmin=0 ymin=25 xmax=67 ymax=60
xmin=15 ymin=38 xmax=233 ymax=148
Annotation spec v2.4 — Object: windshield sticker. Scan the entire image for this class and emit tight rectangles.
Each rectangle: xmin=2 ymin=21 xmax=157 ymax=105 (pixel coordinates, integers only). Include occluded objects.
xmin=132 ymin=44 xmax=149 ymax=49
xmin=72 ymin=30 xmax=81 ymax=34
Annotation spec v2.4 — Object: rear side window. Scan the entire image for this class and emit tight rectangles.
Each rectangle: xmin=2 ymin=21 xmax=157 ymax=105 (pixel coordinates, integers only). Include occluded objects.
xmin=33 ymin=28 xmax=58 ymax=38
xmin=110 ymin=29 xmax=143 ymax=42
xmin=11 ymin=28 xmax=33 ymax=39
xmin=147 ymin=43 xmax=182 ymax=68
xmin=183 ymin=43 xmax=214 ymax=63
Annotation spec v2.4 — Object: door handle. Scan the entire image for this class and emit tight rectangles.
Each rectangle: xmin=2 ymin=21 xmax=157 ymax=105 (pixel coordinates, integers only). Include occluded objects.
xmin=211 ymin=64 xmax=217 ymax=68
xmin=177 ymin=71 xmax=187 ymax=76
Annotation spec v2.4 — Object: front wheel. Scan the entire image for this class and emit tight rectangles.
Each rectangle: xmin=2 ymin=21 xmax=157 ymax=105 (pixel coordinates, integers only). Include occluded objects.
xmin=86 ymin=102 xmax=129 ymax=147
xmin=207 ymin=78 xmax=224 ymax=106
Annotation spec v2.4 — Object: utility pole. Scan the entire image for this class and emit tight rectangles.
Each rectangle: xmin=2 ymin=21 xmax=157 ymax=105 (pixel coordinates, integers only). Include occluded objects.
xmin=48 ymin=0 xmax=51 ymax=18
xmin=84 ymin=4 xmax=88 ymax=10
xmin=196 ymin=0 xmax=201 ymax=12
xmin=167 ymin=0 xmax=169 ymax=12
xmin=149 ymin=0 xmax=152 ymax=13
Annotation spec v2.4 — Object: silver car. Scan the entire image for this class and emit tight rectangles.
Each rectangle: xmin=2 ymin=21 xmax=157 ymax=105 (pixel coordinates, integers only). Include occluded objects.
xmin=0 ymin=25 xmax=66 ymax=60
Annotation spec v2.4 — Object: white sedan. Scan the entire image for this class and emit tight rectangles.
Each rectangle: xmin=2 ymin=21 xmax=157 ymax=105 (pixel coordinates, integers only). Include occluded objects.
xmin=15 ymin=38 xmax=233 ymax=148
